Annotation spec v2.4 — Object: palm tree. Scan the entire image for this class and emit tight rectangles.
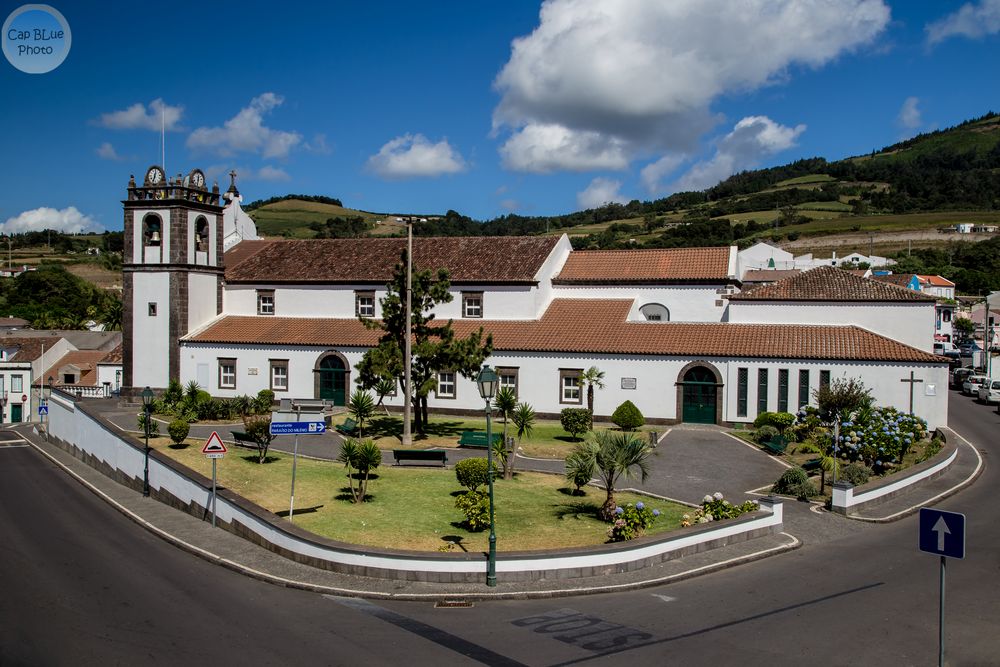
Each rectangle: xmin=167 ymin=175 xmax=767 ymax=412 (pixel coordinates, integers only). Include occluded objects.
xmin=100 ymin=298 xmax=123 ymax=331
xmin=348 ymin=389 xmax=376 ymax=437
xmin=507 ymin=402 xmax=536 ymax=480
xmin=492 ymin=386 xmax=518 ymax=477
xmin=569 ymin=429 xmax=651 ymax=520
xmin=373 ymin=376 xmax=396 ymax=416
xmin=338 ymin=438 xmax=381 ymax=503
xmin=581 ymin=366 xmax=606 ymax=424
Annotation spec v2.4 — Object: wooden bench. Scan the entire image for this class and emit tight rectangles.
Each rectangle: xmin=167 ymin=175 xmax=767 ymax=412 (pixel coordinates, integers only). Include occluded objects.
xmin=392 ymin=449 xmax=448 ymax=466
xmin=231 ymin=431 xmax=254 ymax=448
xmin=801 ymin=457 xmax=823 ymax=472
xmin=761 ymin=434 xmax=788 ymax=455
xmin=335 ymin=418 xmax=357 ymax=436
xmin=457 ymin=430 xmax=501 ymax=448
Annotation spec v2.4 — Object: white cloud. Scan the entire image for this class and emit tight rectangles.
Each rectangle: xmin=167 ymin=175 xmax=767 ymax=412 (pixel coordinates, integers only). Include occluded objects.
xmin=1 ymin=207 xmax=103 ymax=235
xmin=640 ymin=154 xmax=686 ymax=194
xmin=897 ymin=97 xmax=922 ymax=130
xmin=500 ymin=123 xmax=631 ymax=172
xmin=256 ymin=165 xmax=291 ymax=182
xmin=499 ymin=198 xmax=520 ymax=212
xmin=672 ymin=116 xmax=805 ymax=192
xmin=96 ymin=142 xmax=124 ymax=161
xmin=493 ymin=0 xmax=888 ymax=172
xmin=187 ymin=93 xmax=302 ymax=159
xmin=577 ymin=177 xmax=627 ymax=209
xmin=926 ymin=0 xmax=1000 ymax=44
xmin=96 ymin=98 xmax=183 ymax=131
xmin=366 ymin=134 xmax=467 ymax=179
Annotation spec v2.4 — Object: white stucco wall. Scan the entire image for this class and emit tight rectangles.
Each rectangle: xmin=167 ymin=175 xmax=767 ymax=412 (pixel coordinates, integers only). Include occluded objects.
xmin=97 ymin=364 xmax=123 ymax=392
xmin=187 ymin=273 xmax=219 ymax=331
xmin=726 ymin=301 xmax=936 ymax=352
xmin=132 ymin=273 xmax=171 ymax=388
xmin=178 ymin=343 xmax=949 ymax=429
xmin=551 ymin=285 xmax=729 ymax=322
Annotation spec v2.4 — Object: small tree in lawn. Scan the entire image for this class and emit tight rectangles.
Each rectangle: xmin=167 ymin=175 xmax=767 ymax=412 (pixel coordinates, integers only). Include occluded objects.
xmin=611 ymin=400 xmax=644 ymax=431
xmin=337 ymin=438 xmax=382 ymax=503
xmin=492 ymin=386 xmax=518 ymax=479
xmin=348 ymin=389 xmax=376 ymax=437
xmin=373 ymin=376 xmax=396 ymax=416
xmin=565 ymin=447 xmax=595 ymax=495
xmin=507 ymin=402 xmax=535 ymax=480
xmin=814 ymin=378 xmax=872 ymax=487
xmin=561 ymin=407 xmax=591 ymax=441
xmin=581 ymin=366 xmax=605 ymax=425
xmin=569 ymin=429 xmax=651 ymax=520
xmin=235 ymin=390 xmax=276 ymax=464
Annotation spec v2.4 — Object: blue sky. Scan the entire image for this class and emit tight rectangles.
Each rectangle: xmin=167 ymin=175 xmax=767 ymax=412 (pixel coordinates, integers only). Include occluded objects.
xmin=1 ymin=0 xmax=998 ymax=234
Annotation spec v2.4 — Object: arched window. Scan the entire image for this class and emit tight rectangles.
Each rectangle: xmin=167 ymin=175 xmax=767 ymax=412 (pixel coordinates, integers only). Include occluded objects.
xmin=195 ymin=216 xmax=209 ymax=252
xmin=142 ymin=213 xmax=162 ymax=247
xmin=640 ymin=303 xmax=670 ymax=321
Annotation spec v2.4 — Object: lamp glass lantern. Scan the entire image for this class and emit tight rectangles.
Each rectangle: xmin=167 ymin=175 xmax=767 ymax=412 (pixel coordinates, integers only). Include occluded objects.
xmin=476 ymin=365 xmax=499 ymax=401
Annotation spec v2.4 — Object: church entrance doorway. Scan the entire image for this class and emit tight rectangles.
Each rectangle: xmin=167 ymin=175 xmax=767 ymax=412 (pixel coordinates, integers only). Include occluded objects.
xmin=318 ymin=355 xmax=347 ymax=406
xmin=680 ymin=366 xmax=718 ymax=424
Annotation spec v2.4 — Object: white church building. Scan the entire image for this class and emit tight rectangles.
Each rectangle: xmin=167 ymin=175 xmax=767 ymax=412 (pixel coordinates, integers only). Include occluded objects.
xmin=122 ymin=167 xmax=949 ymax=428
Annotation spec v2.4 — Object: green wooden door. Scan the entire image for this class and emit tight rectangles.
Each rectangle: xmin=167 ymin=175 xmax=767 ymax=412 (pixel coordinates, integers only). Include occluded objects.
xmin=319 ymin=356 xmax=347 ymax=406
xmin=681 ymin=367 xmax=717 ymax=424
xmin=10 ymin=403 xmax=22 ymax=423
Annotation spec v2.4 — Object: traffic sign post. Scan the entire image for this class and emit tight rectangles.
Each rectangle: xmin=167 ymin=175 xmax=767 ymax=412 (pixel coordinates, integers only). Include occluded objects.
xmin=919 ymin=508 xmax=966 ymax=667
xmin=270 ymin=410 xmax=327 ymax=521
xmin=202 ymin=432 xmax=228 ymax=527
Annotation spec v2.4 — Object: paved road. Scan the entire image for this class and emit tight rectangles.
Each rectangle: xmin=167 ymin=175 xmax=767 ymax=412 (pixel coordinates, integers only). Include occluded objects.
xmin=2 ymin=392 xmax=995 ymax=665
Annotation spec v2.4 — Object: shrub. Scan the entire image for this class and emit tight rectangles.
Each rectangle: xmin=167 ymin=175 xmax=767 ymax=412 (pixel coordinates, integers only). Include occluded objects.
xmin=754 ymin=425 xmax=779 ymax=444
xmin=137 ymin=412 xmax=159 ymax=437
xmin=916 ymin=437 xmax=943 ymax=464
xmin=607 ymin=501 xmax=660 ymax=542
xmin=681 ymin=492 xmax=760 ymax=526
xmin=337 ymin=438 xmax=381 ymax=503
xmin=771 ymin=467 xmax=818 ymax=499
xmin=610 ymin=400 xmax=644 ymax=431
xmin=455 ymin=457 xmax=492 ymax=491
xmin=835 ymin=407 xmax=927 ymax=467
xmin=753 ymin=411 xmax=796 ymax=431
xmin=455 ymin=490 xmax=492 ymax=531
xmin=167 ymin=419 xmax=190 ymax=445
xmin=560 ymin=408 xmax=592 ymax=440
xmin=840 ymin=462 xmax=871 ymax=486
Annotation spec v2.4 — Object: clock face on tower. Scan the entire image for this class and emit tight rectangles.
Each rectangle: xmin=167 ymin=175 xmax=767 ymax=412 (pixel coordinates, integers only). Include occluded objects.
xmin=189 ymin=169 xmax=206 ymax=188
xmin=145 ymin=166 xmax=165 ymax=185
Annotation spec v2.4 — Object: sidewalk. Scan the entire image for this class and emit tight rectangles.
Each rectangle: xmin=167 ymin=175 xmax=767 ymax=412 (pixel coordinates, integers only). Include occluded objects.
xmin=846 ymin=428 xmax=983 ymax=522
xmin=15 ymin=423 xmax=799 ymax=601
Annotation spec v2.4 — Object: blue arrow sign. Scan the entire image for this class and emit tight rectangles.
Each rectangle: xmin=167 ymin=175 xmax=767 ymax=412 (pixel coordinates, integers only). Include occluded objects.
xmin=38 ymin=405 xmax=48 ymax=415
xmin=269 ymin=421 xmax=326 ymax=435
xmin=919 ymin=508 xmax=965 ymax=559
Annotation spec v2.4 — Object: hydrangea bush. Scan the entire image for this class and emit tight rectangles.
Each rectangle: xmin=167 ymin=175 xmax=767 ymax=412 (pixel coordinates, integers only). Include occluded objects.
xmin=681 ymin=492 xmax=760 ymax=527
xmin=606 ymin=501 xmax=660 ymax=542
xmin=832 ymin=407 xmax=927 ymax=472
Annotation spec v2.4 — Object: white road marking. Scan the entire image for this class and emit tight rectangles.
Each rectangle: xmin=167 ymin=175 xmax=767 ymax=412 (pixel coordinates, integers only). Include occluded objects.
xmin=651 ymin=594 xmax=676 ymax=602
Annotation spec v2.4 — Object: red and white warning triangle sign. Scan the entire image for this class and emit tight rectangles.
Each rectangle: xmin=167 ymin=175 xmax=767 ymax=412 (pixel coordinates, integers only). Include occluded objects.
xmin=202 ymin=431 xmax=228 ymax=457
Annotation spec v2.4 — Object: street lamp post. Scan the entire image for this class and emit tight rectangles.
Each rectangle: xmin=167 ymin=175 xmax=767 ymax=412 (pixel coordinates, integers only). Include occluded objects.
xmin=402 ymin=218 xmax=413 ymax=446
xmin=476 ymin=365 xmax=499 ymax=587
xmin=141 ymin=386 xmax=154 ymax=497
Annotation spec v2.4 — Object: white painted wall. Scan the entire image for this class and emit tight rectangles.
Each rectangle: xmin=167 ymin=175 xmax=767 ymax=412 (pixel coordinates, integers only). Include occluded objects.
xmin=132 ymin=273 xmax=171 ymax=388
xmin=726 ymin=301 xmax=936 ymax=352
xmin=551 ymin=285 xmax=729 ymax=322
xmin=97 ymin=364 xmax=123 ymax=392
xmin=187 ymin=273 xmax=219 ymax=331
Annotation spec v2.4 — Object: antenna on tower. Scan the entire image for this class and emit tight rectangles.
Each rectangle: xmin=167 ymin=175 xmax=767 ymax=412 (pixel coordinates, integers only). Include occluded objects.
xmin=161 ymin=104 xmax=166 ymax=176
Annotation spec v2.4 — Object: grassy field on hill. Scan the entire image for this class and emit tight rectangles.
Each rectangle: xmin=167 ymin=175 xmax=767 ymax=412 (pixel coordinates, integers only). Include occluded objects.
xmin=248 ymin=200 xmax=407 ymax=238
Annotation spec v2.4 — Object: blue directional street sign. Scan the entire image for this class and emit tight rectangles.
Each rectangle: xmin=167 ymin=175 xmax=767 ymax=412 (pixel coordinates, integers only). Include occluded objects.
xmin=38 ymin=405 xmax=48 ymax=416
xmin=269 ymin=421 xmax=326 ymax=435
xmin=919 ymin=508 xmax=965 ymax=559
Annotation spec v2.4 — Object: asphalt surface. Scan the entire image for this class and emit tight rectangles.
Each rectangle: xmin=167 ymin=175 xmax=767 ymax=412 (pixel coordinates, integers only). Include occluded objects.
xmin=1 ymin=392 xmax=995 ymax=665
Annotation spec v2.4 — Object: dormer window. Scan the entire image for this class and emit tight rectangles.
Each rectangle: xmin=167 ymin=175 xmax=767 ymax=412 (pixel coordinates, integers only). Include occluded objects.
xmin=640 ymin=303 xmax=670 ymax=322
xmin=257 ymin=290 xmax=275 ymax=316
xmin=463 ymin=292 xmax=483 ymax=318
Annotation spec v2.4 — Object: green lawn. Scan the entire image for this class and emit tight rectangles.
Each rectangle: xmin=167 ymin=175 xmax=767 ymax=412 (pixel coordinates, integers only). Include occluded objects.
xmin=773 ymin=174 xmax=836 ymax=187
xmin=335 ymin=413 xmax=659 ymax=459
xmin=154 ymin=437 xmax=688 ymax=552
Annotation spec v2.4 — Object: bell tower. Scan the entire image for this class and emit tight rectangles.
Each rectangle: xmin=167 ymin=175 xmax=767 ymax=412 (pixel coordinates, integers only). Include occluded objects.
xmin=122 ymin=166 xmax=224 ymax=394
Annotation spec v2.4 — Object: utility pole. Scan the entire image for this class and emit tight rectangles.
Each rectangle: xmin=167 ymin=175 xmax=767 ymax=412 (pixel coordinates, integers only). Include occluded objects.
xmin=402 ymin=217 xmax=413 ymax=446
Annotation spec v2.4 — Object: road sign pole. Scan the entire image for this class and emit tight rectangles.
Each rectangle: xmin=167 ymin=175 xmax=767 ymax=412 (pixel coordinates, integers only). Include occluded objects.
xmin=289 ymin=408 xmax=300 ymax=520
xmin=211 ymin=458 xmax=218 ymax=528
xmin=939 ymin=555 xmax=945 ymax=667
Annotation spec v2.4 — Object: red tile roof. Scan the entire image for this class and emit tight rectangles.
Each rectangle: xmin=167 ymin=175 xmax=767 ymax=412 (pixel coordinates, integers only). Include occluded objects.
xmin=224 ymin=236 xmax=561 ymax=284
xmin=0 ymin=336 xmax=50 ymax=362
xmin=871 ymin=273 xmax=915 ymax=287
xmin=742 ymin=269 xmax=801 ymax=283
xmin=185 ymin=299 xmax=941 ymax=363
xmin=554 ymin=247 xmax=733 ymax=283
xmin=918 ymin=274 xmax=955 ymax=287
xmin=42 ymin=350 xmax=110 ymax=387
xmin=224 ymin=239 xmax=275 ymax=269
xmin=733 ymin=266 xmax=934 ymax=302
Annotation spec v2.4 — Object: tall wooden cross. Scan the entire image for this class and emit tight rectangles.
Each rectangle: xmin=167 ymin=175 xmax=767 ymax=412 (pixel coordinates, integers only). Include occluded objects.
xmin=901 ymin=371 xmax=924 ymax=415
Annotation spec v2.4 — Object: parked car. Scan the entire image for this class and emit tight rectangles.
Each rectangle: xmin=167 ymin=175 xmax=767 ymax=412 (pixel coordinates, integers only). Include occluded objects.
xmin=934 ymin=342 xmax=960 ymax=358
xmin=959 ymin=341 xmax=980 ymax=355
xmin=962 ymin=374 xmax=988 ymax=396
xmin=951 ymin=367 xmax=974 ymax=389
xmin=978 ymin=380 xmax=1000 ymax=404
